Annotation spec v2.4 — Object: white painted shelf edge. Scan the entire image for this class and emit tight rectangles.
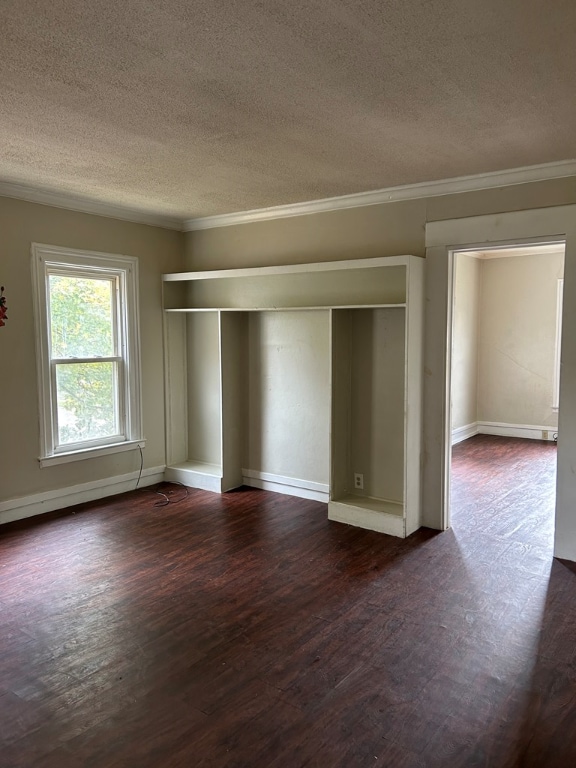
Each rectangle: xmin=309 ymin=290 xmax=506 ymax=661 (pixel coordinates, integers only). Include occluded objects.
xmin=162 ymin=255 xmax=417 ymax=282
xmin=164 ymin=304 xmax=407 ymax=312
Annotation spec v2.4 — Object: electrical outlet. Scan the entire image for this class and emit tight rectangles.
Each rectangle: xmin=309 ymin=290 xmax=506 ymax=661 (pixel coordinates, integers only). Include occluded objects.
xmin=354 ymin=473 xmax=364 ymax=490
xmin=542 ymin=430 xmax=549 ymax=441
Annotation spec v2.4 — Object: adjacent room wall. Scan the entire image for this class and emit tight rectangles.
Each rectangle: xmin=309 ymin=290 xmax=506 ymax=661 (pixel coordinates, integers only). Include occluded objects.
xmin=450 ymin=248 xmax=563 ymax=442
xmin=478 ymin=250 xmax=564 ymax=430
xmin=0 ymin=196 xmax=182 ymax=519
xmin=451 ymin=253 xmax=480 ymax=438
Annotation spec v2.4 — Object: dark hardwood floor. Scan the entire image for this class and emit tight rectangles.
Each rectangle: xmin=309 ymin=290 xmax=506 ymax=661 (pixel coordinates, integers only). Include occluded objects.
xmin=1 ymin=435 xmax=574 ymax=767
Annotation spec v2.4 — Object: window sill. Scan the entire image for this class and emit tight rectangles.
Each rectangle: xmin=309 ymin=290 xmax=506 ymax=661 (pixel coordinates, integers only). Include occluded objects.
xmin=39 ymin=439 xmax=145 ymax=468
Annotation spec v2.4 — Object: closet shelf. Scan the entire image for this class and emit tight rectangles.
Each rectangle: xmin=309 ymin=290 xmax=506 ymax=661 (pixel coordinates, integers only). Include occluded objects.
xmin=164 ymin=304 xmax=407 ymax=313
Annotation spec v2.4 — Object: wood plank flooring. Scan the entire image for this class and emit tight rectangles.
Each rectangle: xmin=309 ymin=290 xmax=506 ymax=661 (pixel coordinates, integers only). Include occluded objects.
xmin=1 ymin=435 xmax=574 ymax=766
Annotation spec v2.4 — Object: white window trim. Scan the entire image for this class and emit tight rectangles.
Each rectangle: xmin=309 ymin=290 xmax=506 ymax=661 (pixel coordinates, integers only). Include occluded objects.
xmin=31 ymin=243 xmax=144 ymax=465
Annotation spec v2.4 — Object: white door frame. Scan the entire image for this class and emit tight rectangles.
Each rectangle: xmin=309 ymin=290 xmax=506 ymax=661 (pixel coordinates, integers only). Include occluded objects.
xmin=423 ymin=205 xmax=576 ymax=561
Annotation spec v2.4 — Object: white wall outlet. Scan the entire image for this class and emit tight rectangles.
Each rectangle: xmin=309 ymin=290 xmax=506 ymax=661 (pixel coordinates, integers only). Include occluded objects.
xmin=354 ymin=473 xmax=364 ymax=490
xmin=542 ymin=430 xmax=549 ymax=441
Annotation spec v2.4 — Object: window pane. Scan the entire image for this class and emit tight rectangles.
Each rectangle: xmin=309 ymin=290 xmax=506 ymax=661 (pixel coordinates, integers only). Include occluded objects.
xmin=56 ymin=362 xmax=119 ymax=445
xmin=49 ymin=275 xmax=115 ymax=358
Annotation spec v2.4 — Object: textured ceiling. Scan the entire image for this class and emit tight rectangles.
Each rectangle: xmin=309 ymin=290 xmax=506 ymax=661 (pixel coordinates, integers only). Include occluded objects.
xmin=1 ymin=0 xmax=576 ymax=220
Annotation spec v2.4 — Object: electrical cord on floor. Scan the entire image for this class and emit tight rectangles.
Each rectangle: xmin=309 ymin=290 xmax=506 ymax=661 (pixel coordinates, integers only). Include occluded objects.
xmin=151 ymin=481 xmax=189 ymax=507
xmin=135 ymin=444 xmax=189 ymax=506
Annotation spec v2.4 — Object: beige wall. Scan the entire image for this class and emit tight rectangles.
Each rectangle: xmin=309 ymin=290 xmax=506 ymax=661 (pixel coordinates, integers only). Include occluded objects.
xmin=185 ymin=177 xmax=576 ymax=271
xmin=186 ymin=312 xmax=222 ymax=466
xmin=247 ymin=311 xmax=330 ymax=484
xmin=478 ymin=251 xmax=564 ymax=427
xmin=0 ymin=196 xmax=182 ymax=504
xmin=349 ymin=308 xmax=405 ymax=503
xmin=452 ymin=254 xmax=480 ymax=431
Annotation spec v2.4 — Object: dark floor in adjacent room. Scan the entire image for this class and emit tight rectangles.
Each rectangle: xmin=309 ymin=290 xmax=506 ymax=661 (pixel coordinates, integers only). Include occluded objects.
xmin=1 ymin=435 xmax=574 ymax=767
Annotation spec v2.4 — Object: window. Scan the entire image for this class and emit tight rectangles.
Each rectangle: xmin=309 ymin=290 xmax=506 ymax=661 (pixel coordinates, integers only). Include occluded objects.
xmin=32 ymin=244 xmax=143 ymax=466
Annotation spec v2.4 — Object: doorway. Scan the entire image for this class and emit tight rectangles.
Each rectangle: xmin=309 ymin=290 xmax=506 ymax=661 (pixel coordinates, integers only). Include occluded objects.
xmin=422 ymin=203 xmax=576 ymax=560
xmin=448 ymin=242 xmax=565 ymax=535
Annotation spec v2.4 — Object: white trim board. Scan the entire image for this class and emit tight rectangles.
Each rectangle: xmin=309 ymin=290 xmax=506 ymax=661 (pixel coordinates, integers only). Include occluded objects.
xmin=164 ymin=464 xmax=223 ymax=493
xmin=242 ymin=469 xmax=329 ymax=503
xmin=184 ymin=159 xmax=576 ymax=231
xmin=163 ymin=254 xmax=415 ymax=282
xmin=0 ymin=466 xmax=165 ymax=526
xmin=328 ymin=500 xmax=405 ymax=537
xmin=425 ymin=207 xmax=573 ymax=249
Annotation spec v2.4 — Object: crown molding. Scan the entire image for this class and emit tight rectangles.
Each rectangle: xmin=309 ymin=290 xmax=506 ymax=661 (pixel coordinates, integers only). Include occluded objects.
xmin=2 ymin=158 xmax=576 ymax=234
xmin=0 ymin=180 xmax=183 ymax=231
xmin=184 ymin=159 xmax=576 ymax=231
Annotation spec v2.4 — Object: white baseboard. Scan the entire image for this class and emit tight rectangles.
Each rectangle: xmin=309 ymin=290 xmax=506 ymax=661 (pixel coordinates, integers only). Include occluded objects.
xmin=164 ymin=463 xmax=223 ymax=493
xmin=477 ymin=421 xmax=557 ymax=441
xmin=451 ymin=422 xmax=479 ymax=445
xmin=451 ymin=421 xmax=557 ymax=444
xmin=0 ymin=466 xmax=166 ymax=526
xmin=241 ymin=469 xmax=329 ymax=503
xmin=328 ymin=501 xmax=405 ymax=537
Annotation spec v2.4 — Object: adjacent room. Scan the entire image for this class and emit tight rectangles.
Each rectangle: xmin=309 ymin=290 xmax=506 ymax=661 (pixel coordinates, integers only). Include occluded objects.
xmin=450 ymin=243 xmax=565 ymax=544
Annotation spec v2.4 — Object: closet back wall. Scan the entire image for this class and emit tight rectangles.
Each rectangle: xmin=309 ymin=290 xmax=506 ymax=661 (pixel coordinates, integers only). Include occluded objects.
xmin=187 ymin=312 xmax=222 ymax=466
xmin=247 ymin=311 xmax=330 ymax=487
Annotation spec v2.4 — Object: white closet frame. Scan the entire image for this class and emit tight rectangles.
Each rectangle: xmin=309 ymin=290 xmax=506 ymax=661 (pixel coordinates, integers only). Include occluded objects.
xmin=162 ymin=255 xmax=424 ymax=537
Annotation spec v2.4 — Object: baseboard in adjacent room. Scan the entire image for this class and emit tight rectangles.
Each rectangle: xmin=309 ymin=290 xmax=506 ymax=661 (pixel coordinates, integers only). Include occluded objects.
xmin=241 ymin=469 xmax=329 ymax=503
xmin=477 ymin=422 xmax=557 ymax=441
xmin=0 ymin=466 xmax=166 ymax=526
xmin=451 ymin=422 xmax=479 ymax=445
